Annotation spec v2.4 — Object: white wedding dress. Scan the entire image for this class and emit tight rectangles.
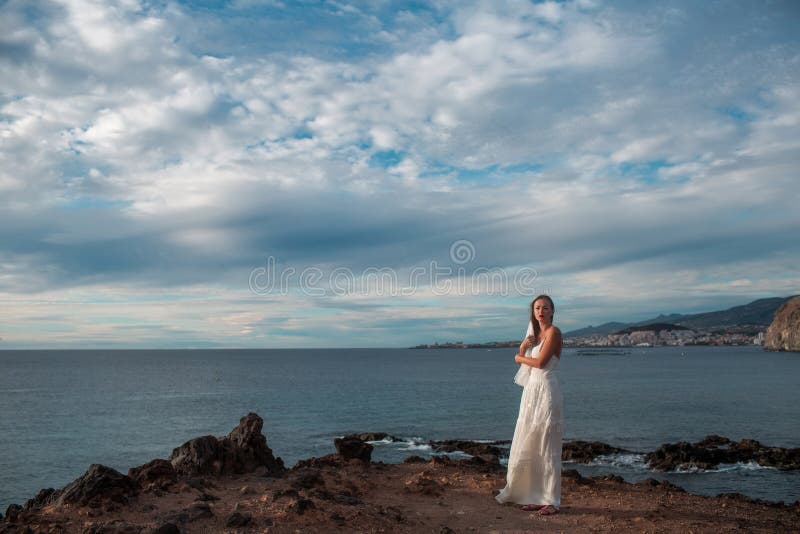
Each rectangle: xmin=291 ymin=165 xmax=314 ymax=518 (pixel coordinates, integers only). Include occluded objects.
xmin=496 ymin=321 xmax=564 ymax=508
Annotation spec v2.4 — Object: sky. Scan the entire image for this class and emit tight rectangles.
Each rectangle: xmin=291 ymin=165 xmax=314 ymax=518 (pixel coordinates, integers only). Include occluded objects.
xmin=1 ymin=0 xmax=798 ymax=348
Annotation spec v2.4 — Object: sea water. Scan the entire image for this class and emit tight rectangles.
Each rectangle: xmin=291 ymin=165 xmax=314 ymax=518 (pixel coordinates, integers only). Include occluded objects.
xmin=1 ymin=345 xmax=798 ymax=510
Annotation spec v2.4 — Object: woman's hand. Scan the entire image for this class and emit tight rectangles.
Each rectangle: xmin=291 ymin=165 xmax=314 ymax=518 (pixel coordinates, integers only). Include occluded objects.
xmin=520 ymin=334 xmax=536 ymax=352
xmin=515 ymin=354 xmax=525 ymax=364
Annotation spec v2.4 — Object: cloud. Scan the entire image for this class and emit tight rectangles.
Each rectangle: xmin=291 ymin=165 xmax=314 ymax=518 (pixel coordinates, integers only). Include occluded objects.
xmin=0 ymin=0 xmax=798 ymax=347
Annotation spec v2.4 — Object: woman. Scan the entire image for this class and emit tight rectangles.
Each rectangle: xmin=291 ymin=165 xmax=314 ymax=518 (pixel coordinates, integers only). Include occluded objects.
xmin=495 ymin=294 xmax=564 ymax=516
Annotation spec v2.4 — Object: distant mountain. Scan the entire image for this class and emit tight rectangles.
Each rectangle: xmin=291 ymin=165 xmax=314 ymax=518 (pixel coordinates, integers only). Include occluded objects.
xmin=563 ymin=322 xmax=628 ymax=337
xmin=565 ymin=296 xmax=797 ymax=337
xmin=666 ymin=297 xmax=796 ymax=329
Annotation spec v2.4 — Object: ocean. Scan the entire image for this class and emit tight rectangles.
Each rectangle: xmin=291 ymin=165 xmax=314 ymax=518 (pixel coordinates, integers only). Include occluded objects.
xmin=1 ymin=345 xmax=799 ymax=511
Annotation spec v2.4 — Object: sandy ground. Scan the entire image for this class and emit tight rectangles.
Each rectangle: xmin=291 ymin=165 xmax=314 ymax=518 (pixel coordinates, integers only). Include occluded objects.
xmin=5 ymin=455 xmax=799 ymax=534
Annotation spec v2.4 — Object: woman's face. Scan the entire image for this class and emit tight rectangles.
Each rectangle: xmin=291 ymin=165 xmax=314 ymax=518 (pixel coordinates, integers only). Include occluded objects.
xmin=533 ymin=299 xmax=554 ymax=323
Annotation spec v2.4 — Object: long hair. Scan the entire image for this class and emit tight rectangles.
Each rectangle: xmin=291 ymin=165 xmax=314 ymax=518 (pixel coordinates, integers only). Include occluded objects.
xmin=529 ymin=294 xmax=555 ymax=342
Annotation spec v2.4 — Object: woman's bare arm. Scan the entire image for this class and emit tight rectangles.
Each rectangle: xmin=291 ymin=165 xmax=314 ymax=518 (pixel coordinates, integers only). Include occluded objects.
xmin=515 ymin=327 xmax=562 ymax=369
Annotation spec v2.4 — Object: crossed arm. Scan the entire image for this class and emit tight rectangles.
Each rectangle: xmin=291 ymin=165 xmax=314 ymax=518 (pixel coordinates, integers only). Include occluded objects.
xmin=515 ymin=327 xmax=562 ymax=369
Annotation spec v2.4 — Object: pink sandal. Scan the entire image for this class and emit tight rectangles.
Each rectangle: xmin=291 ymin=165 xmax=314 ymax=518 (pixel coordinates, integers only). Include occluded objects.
xmin=520 ymin=504 xmax=545 ymax=511
xmin=538 ymin=505 xmax=559 ymax=516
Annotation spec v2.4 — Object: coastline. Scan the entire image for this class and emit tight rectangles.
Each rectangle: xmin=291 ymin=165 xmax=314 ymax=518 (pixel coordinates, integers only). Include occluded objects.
xmin=2 ymin=414 xmax=798 ymax=534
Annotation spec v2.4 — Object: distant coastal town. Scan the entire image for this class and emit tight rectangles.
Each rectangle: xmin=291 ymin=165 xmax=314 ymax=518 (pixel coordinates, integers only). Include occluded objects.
xmin=411 ymin=323 xmax=765 ymax=349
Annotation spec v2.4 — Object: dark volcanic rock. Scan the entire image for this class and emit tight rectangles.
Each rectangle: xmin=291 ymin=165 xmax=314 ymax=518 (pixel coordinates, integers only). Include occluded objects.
xmin=646 ymin=435 xmax=800 ymax=471
xmin=561 ymin=440 xmax=630 ymax=462
xmin=56 ymin=464 xmax=138 ymax=507
xmin=169 ymin=412 xmax=285 ymax=477
xmin=4 ymin=504 xmax=22 ymax=522
xmin=334 ymin=435 xmax=373 ymax=461
xmin=128 ymin=459 xmax=177 ymax=491
xmin=430 ymin=439 xmax=503 ymax=457
xmin=23 ymin=487 xmax=58 ymax=511
xmin=292 ymin=453 xmax=345 ymax=470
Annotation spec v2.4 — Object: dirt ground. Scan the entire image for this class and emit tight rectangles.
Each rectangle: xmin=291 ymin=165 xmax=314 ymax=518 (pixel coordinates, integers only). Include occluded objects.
xmin=5 ymin=456 xmax=799 ymax=534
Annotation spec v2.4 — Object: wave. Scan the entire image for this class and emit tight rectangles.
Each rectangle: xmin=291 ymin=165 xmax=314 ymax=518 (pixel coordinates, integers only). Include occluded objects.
xmin=578 ymin=453 xmax=779 ymax=473
xmin=365 ymin=438 xmax=784 ymax=474
xmin=584 ymin=453 xmax=648 ymax=470
xmin=366 ymin=436 xmax=480 ymax=458
xmin=674 ymin=460 xmax=778 ymax=473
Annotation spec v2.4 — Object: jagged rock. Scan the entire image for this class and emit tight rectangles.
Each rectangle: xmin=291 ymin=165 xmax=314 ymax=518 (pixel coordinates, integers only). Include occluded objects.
xmin=148 ymin=523 xmax=180 ymax=534
xmin=430 ymin=439 xmax=503 ymax=457
xmin=23 ymin=487 xmax=58 ymax=511
xmin=403 ymin=455 xmax=426 ymax=463
xmin=646 ymin=435 xmax=800 ymax=471
xmin=194 ymin=492 xmax=219 ymax=502
xmin=169 ymin=413 xmax=285 ymax=477
xmin=56 ymin=464 xmax=138 ymax=507
xmin=764 ymin=295 xmax=800 ymax=351
xmin=334 ymin=435 xmax=373 ymax=462
xmin=128 ymin=459 xmax=177 ymax=492
xmin=4 ymin=504 xmax=22 ymax=522
xmin=562 ymin=440 xmax=630 ymax=462
xmin=293 ymin=453 xmax=344 ymax=470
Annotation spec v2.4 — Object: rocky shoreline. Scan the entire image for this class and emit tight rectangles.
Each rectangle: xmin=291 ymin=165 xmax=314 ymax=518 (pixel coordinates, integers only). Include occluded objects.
xmin=359 ymin=432 xmax=800 ymax=471
xmin=2 ymin=413 xmax=799 ymax=533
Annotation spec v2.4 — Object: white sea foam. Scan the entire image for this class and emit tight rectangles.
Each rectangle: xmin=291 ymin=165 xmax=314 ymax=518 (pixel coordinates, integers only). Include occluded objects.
xmin=675 ymin=460 xmax=777 ymax=473
xmin=365 ymin=436 xmax=396 ymax=444
xmin=388 ymin=437 xmax=432 ymax=452
xmin=587 ymin=453 xmax=648 ymax=470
